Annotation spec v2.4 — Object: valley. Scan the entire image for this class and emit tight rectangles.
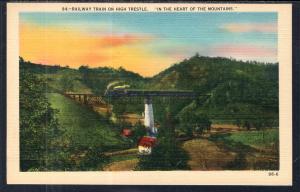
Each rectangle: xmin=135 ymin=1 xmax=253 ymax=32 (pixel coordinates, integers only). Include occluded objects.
xmin=19 ymin=55 xmax=279 ymax=171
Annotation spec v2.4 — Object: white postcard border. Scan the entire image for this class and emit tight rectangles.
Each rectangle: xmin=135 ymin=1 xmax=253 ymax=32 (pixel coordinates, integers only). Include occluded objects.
xmin=7 ymin=3 xmax=292 ymax=185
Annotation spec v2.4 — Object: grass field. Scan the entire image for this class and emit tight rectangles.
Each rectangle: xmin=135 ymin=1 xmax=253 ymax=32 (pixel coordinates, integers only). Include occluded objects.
xmin=45 ymin=93 xmax=134 ymax=170
xmin=220 ymin=129 xmax=279 ymax=149
xmin=182 ymin=129 xmax=279 ymax=170
xmin=47 ymin=93 xmax=129 ymax=153
xmin=45 ymin=93 xmax=279 ymax=170
xmin=208 ymin=129 xmax=279 ymax=170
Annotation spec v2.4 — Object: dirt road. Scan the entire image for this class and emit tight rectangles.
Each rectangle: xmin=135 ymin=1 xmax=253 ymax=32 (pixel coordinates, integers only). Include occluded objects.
xmin=182 ymin=139 xmax=236 ymax=170
xmin=103 ymin=158 xmax=139 ymax=171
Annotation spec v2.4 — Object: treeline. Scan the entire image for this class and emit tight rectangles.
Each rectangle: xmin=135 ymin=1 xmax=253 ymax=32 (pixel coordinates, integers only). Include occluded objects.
xmin=20 ymin=54 xmax=279 ymax=133
xmin=150 ymin=55 xmax=279 ymax=129
xmin=19 ymin=57 xmax=71 ymax=74
xmin=78 ymin=65 xmax=145 ymax=95
xmin=19 ymin=54 xmax=279 ymax=170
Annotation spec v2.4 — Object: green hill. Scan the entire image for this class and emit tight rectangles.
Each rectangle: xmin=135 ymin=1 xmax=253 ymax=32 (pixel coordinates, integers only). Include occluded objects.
xmin=78 ymin=65 xmax=145 ymax=95
xmin=20 ymin=55 xmax=279 ymax=126
xmin=149 ymin=55 xmax=278 ymax=125
xmin=19 ymin=58 xmax=144 ymax=95
xmin=47 ymin=93 xmax=127 ymax=151
xmin=19 ymin=55 xmax=279 ymax=171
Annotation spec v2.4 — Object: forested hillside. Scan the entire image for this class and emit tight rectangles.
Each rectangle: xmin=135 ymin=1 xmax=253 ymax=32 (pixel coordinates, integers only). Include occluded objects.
xmin=19 ymin=55 xmax=279 ymax=171
xmin=20 ymin=55 xmax=279 ymax=127
xmin=19 ymin=59 xmax=132 ymax=171
xmin=150 ymin=55 xmax=278 ymax=127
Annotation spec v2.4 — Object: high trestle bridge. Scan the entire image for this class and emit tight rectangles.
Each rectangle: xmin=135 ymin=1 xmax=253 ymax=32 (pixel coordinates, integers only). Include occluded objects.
xmin=105 ymin=89 xmax=201 ymax=136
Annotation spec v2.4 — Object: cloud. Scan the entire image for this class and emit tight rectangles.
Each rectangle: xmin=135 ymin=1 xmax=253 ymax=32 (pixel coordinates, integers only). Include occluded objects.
xmin=220 ymin=23 xmax=277 ymax=33
xmin=205 ymin=44 xmax=277 ymax=62
xmin=20 ymin=23 xmax=171 ymax=77
xmin=99 ymin=34 xmax=154 ymax=47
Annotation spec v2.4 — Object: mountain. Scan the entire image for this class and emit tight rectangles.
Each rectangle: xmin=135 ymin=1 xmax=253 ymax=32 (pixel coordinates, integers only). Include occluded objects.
xmin=150 ymin=55 xmax=278 ymax=95
xmin=149 ymin=55 xmax=278 ymax=124
xmin=19 ymin=58 xmax=144 ymax=95
xmin=19 ymin=55 xmax=279 ymax=125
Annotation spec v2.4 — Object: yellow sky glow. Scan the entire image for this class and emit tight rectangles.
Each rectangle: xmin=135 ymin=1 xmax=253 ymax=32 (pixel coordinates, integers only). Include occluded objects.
xmin=20 ymin=23 xmax=176 ymax=77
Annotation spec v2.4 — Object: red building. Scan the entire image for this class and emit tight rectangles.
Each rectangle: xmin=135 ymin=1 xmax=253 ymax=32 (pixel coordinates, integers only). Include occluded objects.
xmin=138 ymin=136 xmax=157 ymax=155
xmin=121 ymin=128 xmax=133 ymax=137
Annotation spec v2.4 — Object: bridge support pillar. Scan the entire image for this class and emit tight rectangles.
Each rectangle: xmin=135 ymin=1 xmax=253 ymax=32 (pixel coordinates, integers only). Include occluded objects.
xmin=144 ymin=97 xmax=157 ymax=136
xmin=84 ymin=95 xmax=88 ymax=104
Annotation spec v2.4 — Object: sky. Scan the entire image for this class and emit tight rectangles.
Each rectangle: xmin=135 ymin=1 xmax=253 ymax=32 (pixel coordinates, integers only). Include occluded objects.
xmin=20 ymin=12 xmax=277 ymax=77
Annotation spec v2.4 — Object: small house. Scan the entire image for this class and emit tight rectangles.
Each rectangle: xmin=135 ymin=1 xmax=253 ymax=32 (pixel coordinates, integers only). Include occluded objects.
xmin=121 ymin=128 xmax=133 ymax=137
xmin=138 ymin=136 xmax=157 ymax=155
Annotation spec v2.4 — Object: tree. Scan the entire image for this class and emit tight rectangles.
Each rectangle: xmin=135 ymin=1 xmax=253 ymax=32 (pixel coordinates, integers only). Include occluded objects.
xmin=243 ymin=120 xmax=251 ymax=131
xmin=79 ymin=65 xmax=90 ymax=85
xmin=60 ymin=74 xmax=74 ymax=92
xmin=178 ymin=108 xmax=211 ymax=137
xmin=19 ymin=56 xmax=25 ymax=63
xmin=236 ymin=119 xmax=242 ymax=129
xmin=137 ymin=108 xmax=189 ymax=170
xmin=20 ymin=68 xmax=62 ymax=171
xmin=131 ymin=122 xmax=146 ymax=143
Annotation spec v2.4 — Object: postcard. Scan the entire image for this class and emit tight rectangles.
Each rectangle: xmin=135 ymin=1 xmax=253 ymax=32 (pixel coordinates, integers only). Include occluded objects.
xmin=6 ymin=3 xmax=292 ymax=185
